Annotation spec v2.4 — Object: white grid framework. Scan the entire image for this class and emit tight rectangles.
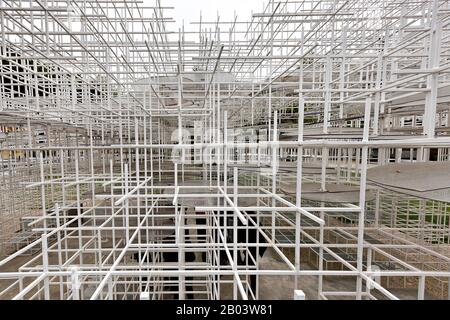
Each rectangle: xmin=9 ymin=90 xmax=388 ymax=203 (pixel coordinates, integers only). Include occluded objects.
xmin=0 ymin=0 xmax=450 ymax=300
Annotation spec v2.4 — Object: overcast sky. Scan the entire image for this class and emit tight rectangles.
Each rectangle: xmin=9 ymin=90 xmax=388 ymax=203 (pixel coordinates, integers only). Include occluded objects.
xmin=166 ymin=0 xmax=264 ymax=30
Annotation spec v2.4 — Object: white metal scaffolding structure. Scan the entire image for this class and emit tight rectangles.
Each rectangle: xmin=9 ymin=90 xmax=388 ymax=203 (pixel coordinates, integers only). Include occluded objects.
xmin=1 ymin=0 xmax=450 ymax=300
